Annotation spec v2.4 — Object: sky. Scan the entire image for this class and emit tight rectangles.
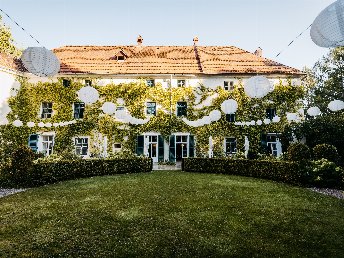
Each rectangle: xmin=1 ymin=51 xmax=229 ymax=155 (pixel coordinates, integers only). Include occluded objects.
xmin=0 ymin=0 xmax=337 ymax=70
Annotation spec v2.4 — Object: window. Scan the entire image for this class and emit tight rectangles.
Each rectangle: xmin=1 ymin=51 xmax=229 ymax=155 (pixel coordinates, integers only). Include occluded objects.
xmin=85 ymin=80 xmax=92 ymax=86
xmin=146 ymin=102 xmax=157 ymax=116
xmin=266 ymin=134 xmax=278 ymax=156
xmin=42 ymin=135 xmax=54 ymax=156
xmin=177 ymin=80 xmax=186 ymax=87
xmin=74 ymin=102 xmax=85 ymax=119
xmin=117 ymin=55 xmax=125 ymax=61
xmin=226 ymin=114 xmax=236 ymax=122
xmin=146 ymin=79 xmax=155 ymax=87
xmin=176 ymin=102 xmax=187 ymax=117
xmin=113 ymin=143 xmax=122 ymax=152
xmin=224 ymin=81 xmax=234 ymax=91
xmin=28 ymin=134 xmax=39 ymax=152
xmin=225 ymin=137 xmax=237 ymax=155
xmin=63 ymin=79 xmax=71 ymax=87
xmin=75 ymin=137 xmax=89 ymax=156
xmin=41 ymin=102 xmax=53 ymax=119
xmin=266 ymin=108 xmax=276 ymax=120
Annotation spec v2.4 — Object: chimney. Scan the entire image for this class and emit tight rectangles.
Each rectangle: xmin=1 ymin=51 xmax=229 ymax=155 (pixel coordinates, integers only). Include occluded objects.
xmin=137 ymin=35 xmax=143 ymax=45
xmin=193 ymin=36 xmax=199 ymax=45
xmin=254 ymin=47 xmax=263 ymax=57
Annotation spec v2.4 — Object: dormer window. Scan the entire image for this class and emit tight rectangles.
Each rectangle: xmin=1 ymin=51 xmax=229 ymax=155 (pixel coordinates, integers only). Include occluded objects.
xmin=110 ymin=50 xmax=128 ymax=62
xmin=224 ymin=81 xmax=234 ymax=91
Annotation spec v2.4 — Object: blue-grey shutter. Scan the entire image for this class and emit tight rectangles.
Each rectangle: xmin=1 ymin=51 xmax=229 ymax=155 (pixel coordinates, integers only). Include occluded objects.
xmin=158 ymin=135 xmax=164 ymax=162
xmin=28 ymin=134 xmax=39 ymax=152
xmin=169 ymin=135 xmax=176 ymax=162
xmin=136 ymin=135 xmax=144 ymax=156
xmin=189 ymin=135 xmax=195 ymax=157
xmin=261 ymin=133 xmax=268 ymax=153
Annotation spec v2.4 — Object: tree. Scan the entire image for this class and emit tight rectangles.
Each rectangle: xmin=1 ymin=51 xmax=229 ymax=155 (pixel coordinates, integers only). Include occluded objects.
xmin=304 ymin=47 xmax=344 ymax=113
xmin=0 ymin=16 xmax=20 ymax=56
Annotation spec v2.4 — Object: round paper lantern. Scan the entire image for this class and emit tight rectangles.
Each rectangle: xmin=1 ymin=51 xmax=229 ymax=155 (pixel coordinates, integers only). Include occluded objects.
xmin=311 ymin=0 xmax=344 ymax=48
xmin=272 ymin=115 xmax=281 ymax=123
xmin=209 ymin=110 xmax=222 ymax=121
xmin=201 ymin=116 xmax=212 ymax=125
xmin=101 ymin=102 xmax=116 ymax=115
xmin=45 ymin=122 xmax=52 ymax=128
xmin=250 ymin=120 xmax=256 ymax=126
xmin=115 ymin=109 xmax=127 ymax=120
xmin=307 ymin=107 xmax=321 ymax=116
xmin=221 ymin=99 xmax=238 ymax=114
xmin=27 ymin=122 xmax=35 ymax=127
xmin=38 ymin=122 xmax=45 ymax=127
xmin=287 ymin=113 xmax=298 ymax=121
xmin=328 ymin=100 xmax=344 ymax=111
xmin=256 ymin=120 xmax=263 ymax=125
xmin=263 ymin=118 xmax=271 ymax=124
xmin=244 ymin=76 xmax=272 ymax=98
xmin=13 ymin=120 xmax=23 ymax=127
xmin=21 ymin=47 xmax=60 ymax=77
xmin=53 ymin=122 xmax=59 ymax=127
xmin=77 ymin=86 xmax=100 ymax=104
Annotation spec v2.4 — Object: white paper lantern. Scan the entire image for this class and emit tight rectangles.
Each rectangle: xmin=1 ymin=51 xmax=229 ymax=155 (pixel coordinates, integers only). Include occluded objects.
xmin=250 ymin=120 xmax=256 ymax=126
xmin=21 ymin=47 xmax=60 ymax=77
xmin=115 ymin=109 xmax=127 ymax=120
xmin=13 ymin=120 xmax=23 ymax=127
xmin=53 ymin=122 xmax=59 ymax=127
xmin=27 ymin=122 xmax=35 ymax=127
xmin=244 ymin=76 xmax=272 ymax=98
xmin=38 ymin=122 xmax=45 ymax=127
xmin=45 ymin=122 xmax=52 ymax=128
xmin=328 ymin=100 xmax=344 ymax=111
xmin=287 ymin=113 xmax=298 ymax=121
xmin=209 ymin=110 xmax=222 ymax=121
xmin=77 ymin=86 xmax=100 ymax=104
xmin=245 ymin=121 xmax=251 ymax=126
xmin=221 ymin=99 xmax=238 ymax=114
xmin=307 ymin=107 xmax=321 ymax=116
xmin=101 ymin=102 xmax=116 ymax=115
xmin=256 ymin=120 xmax=263 ymax=125
xmin=311 ymin=0 xmax=344 ymax=48
xmin=263 ymin=118 xmax=271 ymax=124
xmin=272 ymin=115 xmax=281 ymax=123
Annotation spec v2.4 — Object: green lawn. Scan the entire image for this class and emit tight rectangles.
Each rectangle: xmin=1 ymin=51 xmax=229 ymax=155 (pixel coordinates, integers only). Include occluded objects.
xmin=1 ymin=171 xmax=344 ymax=258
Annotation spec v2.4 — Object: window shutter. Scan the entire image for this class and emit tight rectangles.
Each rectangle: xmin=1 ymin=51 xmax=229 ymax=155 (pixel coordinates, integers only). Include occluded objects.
xmin=28 ymin=134 xmax=39 ymax=152
xmin=189 ymin=135 xmax=195 ymax=157
xmin=261 ymin=133 xmax=268 ymax=153
xmin=136 ymin=135 xmax=144 ymax=156
xmin=158 ymin=135 xmax=164 ymax=162
xmin=169 ymin=135 xmax=176 ymax=162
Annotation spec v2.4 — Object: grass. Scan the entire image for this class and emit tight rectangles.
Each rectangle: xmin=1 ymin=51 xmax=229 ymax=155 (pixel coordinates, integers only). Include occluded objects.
xmin=1 ymin=170 xmax=344 ymax=257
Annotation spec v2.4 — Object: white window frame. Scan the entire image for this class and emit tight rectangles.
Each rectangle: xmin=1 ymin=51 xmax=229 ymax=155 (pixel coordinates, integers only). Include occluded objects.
xmin=41 ymin=134 xmax=55 ymax=156
xmin=146 ymin=79 xmax=155 ymax=87
xmin=74 ymin=136 xmax=90 ymax=157
xmin=73 ymin=102 xmax=85 ymax=119
xmin=224 ymin=81 xmax=234 ymax=91
xmin=224 ymin=137 xmax=237 ymax=155
xmin=40 ymin=102 xmax=53 ymax=119
xmin=146 ymin=101 xmax=157 ymax=116
xmin=266 ymin=133 xmax=278 ymax=157
xmin=176 ymin=101 xmax=187 ymax=117
xmin=177 ymin=79 xmax=186 ymax=87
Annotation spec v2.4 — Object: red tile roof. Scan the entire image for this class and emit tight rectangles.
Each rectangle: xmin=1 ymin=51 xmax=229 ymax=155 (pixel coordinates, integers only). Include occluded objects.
xmin=53 ymin=45 xmax=303 ymax=76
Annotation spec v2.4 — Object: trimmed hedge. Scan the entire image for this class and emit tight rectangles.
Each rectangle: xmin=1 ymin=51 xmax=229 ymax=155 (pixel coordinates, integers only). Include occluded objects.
xmin=182 ymin=158 xmax=305 ymax=185
xmin=2 ymin=158 xmax=153 ymax=187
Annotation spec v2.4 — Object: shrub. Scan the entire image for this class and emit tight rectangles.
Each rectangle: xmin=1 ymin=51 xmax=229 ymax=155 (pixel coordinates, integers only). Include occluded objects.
xmin=7 ymin=157 xmax=153 ymax=187
xmin=311 ymin=159 xmax=343 ymax=188
xmin=9 ymin=146 xmax=35 ymax=185
xmin=183 ymin=158 xmax=304 ymax=185
xmin=287 ymin=143 xmax=311 ymax=162
xmin=313 ymin=144 xmax=339 ymax=164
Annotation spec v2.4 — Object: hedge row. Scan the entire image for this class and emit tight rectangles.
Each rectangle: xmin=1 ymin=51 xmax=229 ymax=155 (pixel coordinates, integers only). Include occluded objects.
xmin=2 ymin=158 xmax=153 ymax=187
xmin=182 ymin=158 xmax=305 ymax=185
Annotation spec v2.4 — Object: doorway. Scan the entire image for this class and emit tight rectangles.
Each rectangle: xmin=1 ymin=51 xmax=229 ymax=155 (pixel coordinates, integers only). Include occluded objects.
xmin=175 ymin=135 xmax=188 ymax=161
xmin=147 ymin=135 xmax=158 ymax=163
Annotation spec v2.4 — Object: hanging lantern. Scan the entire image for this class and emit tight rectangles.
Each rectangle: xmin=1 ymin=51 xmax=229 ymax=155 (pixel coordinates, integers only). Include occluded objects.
xmin=209 ymin=110 xmax=222 ymax=121
xmin=250 ymin=120 xmax=256 ymax=125
xmin=45 ymin=122 xmax=52 ymax=128
xmin=244 ymin=76 xmax=272 ymax=98
xmin=256 ymin=120 xmax=263 ymax=125
xmin=53 ymin=122 xmax=59 ymax=127
xmin=13 ymin=120 xmax=23 ymax=127
xmin=221 ymin=99 xmax=238 ymax=114
xmin=21 ymin=47 xmax=60 ymax=77
xmin=272 ymin=115 xmax=281 ymax=123
xmin=38 ymin=122 xmax=45 ymax=127
xmin=287 ymin=113 xmax=298 ymax=121
xmin=307 ymin=107 xmax=321 ymax=116
xmin=27 ymin=122 xmax=35 ymax=127
xmin=77 ymin=86 xmax=100 ymax=104
xmin=310 ymin=0 xmax=344 ymax=48
xmin=101 ymin=102 xmax=116 ymax=115
xmin=263 ymin=118 xmax=271 ymax=124
xmin=328 ymin=100 xmax=344 ymax=111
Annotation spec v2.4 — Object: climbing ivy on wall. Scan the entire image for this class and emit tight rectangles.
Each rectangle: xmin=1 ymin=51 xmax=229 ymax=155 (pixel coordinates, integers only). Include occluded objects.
xmin=5 ymin=77 xmax=305 ymax=158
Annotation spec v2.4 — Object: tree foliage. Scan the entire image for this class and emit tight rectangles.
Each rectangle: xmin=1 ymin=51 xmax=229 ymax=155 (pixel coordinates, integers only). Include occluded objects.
xmin=0 ymin=15 xmax=20 ymax=56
